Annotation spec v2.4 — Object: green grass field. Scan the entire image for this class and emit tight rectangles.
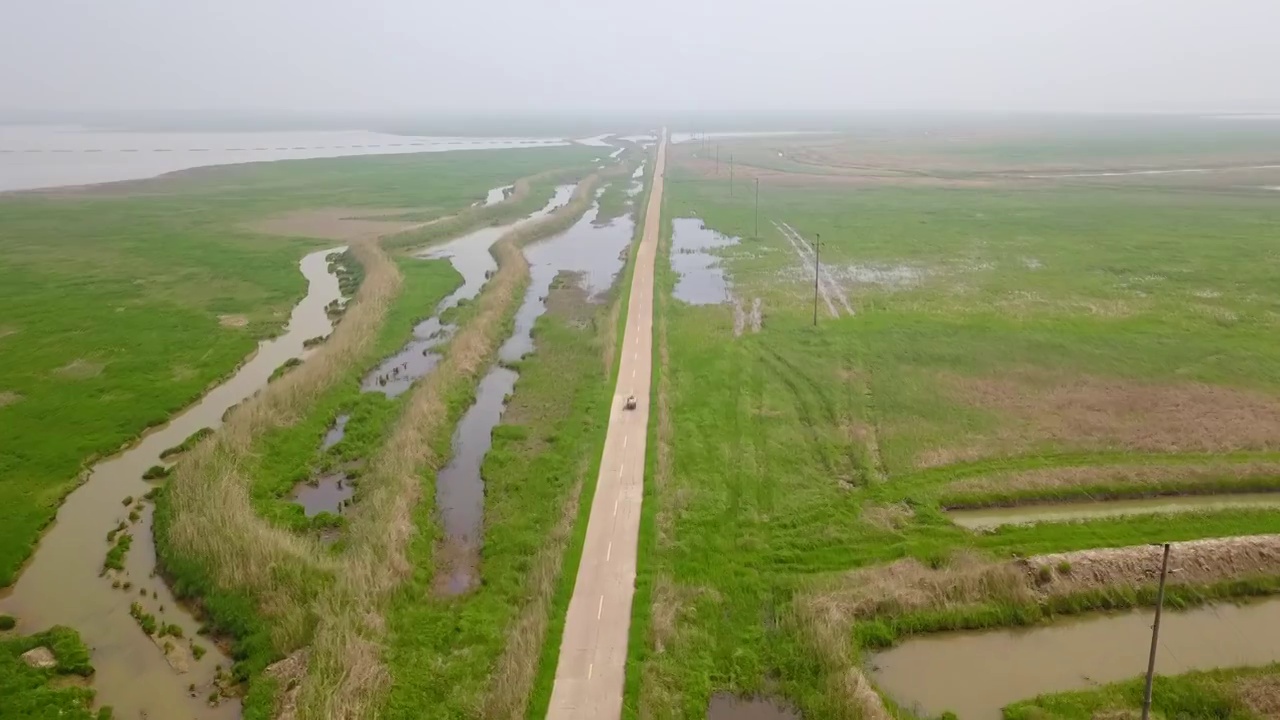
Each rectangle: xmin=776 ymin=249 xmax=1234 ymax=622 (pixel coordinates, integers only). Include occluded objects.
xmin=0 ymin=146 xmax=598 ymax=589
xmin=626 ymin=130 xmax=1280 ymax=719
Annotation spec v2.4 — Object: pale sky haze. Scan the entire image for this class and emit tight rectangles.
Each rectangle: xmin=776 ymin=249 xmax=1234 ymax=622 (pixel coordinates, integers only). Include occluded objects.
xmin=3 ymin=0 xmax=1279 ymax=116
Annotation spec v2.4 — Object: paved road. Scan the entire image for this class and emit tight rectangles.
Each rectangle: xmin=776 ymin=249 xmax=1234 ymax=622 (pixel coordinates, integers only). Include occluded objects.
xmin=546 ymin=129 xmax=667 ymax=720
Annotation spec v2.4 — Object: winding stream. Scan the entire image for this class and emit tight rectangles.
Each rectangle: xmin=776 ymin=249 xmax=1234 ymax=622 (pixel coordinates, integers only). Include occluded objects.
xmin=359 ymin=185 xmax=577 ymax=398
xmin=0 ymin=246 xmax=345 ymax=719
xmin=434 ymin=189 xmax=636 ymax=594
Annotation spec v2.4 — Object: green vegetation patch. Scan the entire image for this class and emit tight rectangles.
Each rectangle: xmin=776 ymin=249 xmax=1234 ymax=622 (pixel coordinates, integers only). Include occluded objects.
xmin=625 ymin=135 xmax=1280 ymax=719
xmin=0 ymin=625 xmax=108 ymax=720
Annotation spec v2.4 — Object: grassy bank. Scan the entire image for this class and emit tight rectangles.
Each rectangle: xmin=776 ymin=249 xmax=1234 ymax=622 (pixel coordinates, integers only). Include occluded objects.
xmin=1005 ymin=664 xmax=1280 ymax=720
xmin=0 ymin=145 xmax=597 ymax=589
xmin=624 ymin=129 xmax=1280 ymax=718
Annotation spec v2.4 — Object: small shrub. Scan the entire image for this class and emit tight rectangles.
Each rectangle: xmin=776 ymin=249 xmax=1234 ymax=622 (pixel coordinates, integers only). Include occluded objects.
xmin=129 ymin=603 xmax=157 ymax=636
xmin=191 ymin=643 xmax=207 ymax=660
xmin=1057 ymin=561 xmax=1072 ymax=575
xmin=121 ymin=496 xmax=134 ymax=506
xmin=0 ymin=614 xmax=15 ymax=630
xmin=104 ymin=533 xmax=133 ymax=571
xmin=160 ymin=623 xmax=183 ymax=639
xmin=142 ymin=465 xmax=169 ymax=480
xmin=1036 ymin=566 xmax=1054 ymax=585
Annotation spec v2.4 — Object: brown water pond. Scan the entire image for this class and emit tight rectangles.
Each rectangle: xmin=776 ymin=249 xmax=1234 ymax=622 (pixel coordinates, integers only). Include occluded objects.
xmin=870 ymin=598 xmax=1280 ymax=719
xmin=707 ymin=693 xmax=802 ymax=719
xmin=291 ymin=473 xmax=355 ymax=517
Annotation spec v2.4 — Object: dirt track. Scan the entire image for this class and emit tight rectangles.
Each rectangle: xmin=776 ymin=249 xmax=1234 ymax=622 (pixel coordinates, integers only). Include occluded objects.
xmin=545 ymin=130 xmax=666 ymax=720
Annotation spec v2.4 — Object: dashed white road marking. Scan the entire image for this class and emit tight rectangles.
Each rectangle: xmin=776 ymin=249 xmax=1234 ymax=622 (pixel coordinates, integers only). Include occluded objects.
xmin=598 ymin=595 xmax=604 ymax=619
xmin=607 ymin=541 xmax=612 ymax=561
xmin=623 ymin=436 xmax=628 ymax=448
xmin=588 ymin=663 xmax=593 ymax=680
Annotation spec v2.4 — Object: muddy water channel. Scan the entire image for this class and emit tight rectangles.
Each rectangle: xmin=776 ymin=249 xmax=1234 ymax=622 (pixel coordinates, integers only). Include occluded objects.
xmin=671 ymin=217 xmax=740 ymax=305
xmin=0 ymin=247 xmax=345 ymax=719
xmin=707 ymin=694 xmax=802 ymax=719
xmin=949 ymin=493 xmax=1280 ymax=530
xmin=360 ymin=185 xmax=576 ymax=398
xmin=435 ymin=192 xmax=635 ymax=594
xmin=871 ymin=598 xmax=1280 ymax=719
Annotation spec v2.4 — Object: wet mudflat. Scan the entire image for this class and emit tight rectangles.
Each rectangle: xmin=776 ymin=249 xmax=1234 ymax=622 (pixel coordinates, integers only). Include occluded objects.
xmin=0 ymin=246 xmax=346 ymax=719
xmin=707 ymin=693 xmax=802 ymax=719
xmin=434 ymin=198 xmax=635 ymax=594
xmin=671 ymin=217 xmax=739 ymax=305
xmin=361 ymin=185 xmax=576 ymax=398
xmin=870 ymin=598 xmax=1280 ymax=719
xmin=949 ymin=492 xmax=1280 ymax=530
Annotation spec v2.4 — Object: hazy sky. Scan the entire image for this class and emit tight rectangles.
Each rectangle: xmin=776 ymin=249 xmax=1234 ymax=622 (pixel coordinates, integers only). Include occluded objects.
xmin=4 ymin=0 xmax=1279 ymax=116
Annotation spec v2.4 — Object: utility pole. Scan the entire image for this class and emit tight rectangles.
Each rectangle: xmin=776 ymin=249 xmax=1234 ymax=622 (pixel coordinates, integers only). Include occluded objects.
xmin=812 ymin=233 xmax=821 ymax=326
xmin=754 ymin=178 xmax=760 ymax=239
xmin=1141 ymin=543 xmax=1173 ymax=720
xmin=730 ymin=154 xmax=735 ymax=196
xmin=715 ymin=145 xmax=720 ymax=175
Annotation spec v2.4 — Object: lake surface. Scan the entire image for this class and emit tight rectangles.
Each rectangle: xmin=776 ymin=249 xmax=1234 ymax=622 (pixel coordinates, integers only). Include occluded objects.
xmin=0 ymin=124 xmax=567 ymax=191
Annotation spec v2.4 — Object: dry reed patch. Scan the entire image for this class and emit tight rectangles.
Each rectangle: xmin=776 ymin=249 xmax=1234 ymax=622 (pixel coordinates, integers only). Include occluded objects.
xmin=860 ymin=503 xmax=914 ymax=533
xmin=945 ymin=461 xmax=1280 ymax=499
xmin=0 ymin=326 xmax=17 ymax=339
xmin=1236 ymin=674 xmax=1280 ymax=719
xmin=810 ymin=535 xmax=1280 ymax=628
xmin=264 ymin=650 xmax=308 ymax=720
xmin=1037 ymin=534 xmax=1280 ymax=591
xmin=930 ymin=372 xmax=1280 ymax=464
xmin=53 ymin=358 xmax=104 ymax=379
xmin=0 ymin=391 xmax=21 ymax=408
xmin=217 ymin=314 xmax=249 ymax=328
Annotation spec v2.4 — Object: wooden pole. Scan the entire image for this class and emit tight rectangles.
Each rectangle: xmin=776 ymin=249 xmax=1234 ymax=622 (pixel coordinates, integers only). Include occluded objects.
xmin=1141 ymin=543 xmax=1173 ymax=720
xmin=812 ymin=233 xmax=821 ymax=326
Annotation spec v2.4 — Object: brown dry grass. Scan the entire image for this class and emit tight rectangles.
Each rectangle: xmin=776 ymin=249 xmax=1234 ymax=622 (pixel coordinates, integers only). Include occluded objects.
xmin=924 ymin=371 xmax=1280 ymax=467
xmin=0 ymin=391 xmax=20 ymax=408
xmin=1236 ymin=674 xmax=1280 ymax=718
xmin=944 ymin=461 xmax=1280 ymax=500
xmin=52 ymin=358 xmax=104 ymax=379
xmin=860 ymin=503 xmax=914 ymax=533
xmin=217 ymin=314 xmax=249 ymax=328
xmin=264 ymin=650 xmax=308 ymax=720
